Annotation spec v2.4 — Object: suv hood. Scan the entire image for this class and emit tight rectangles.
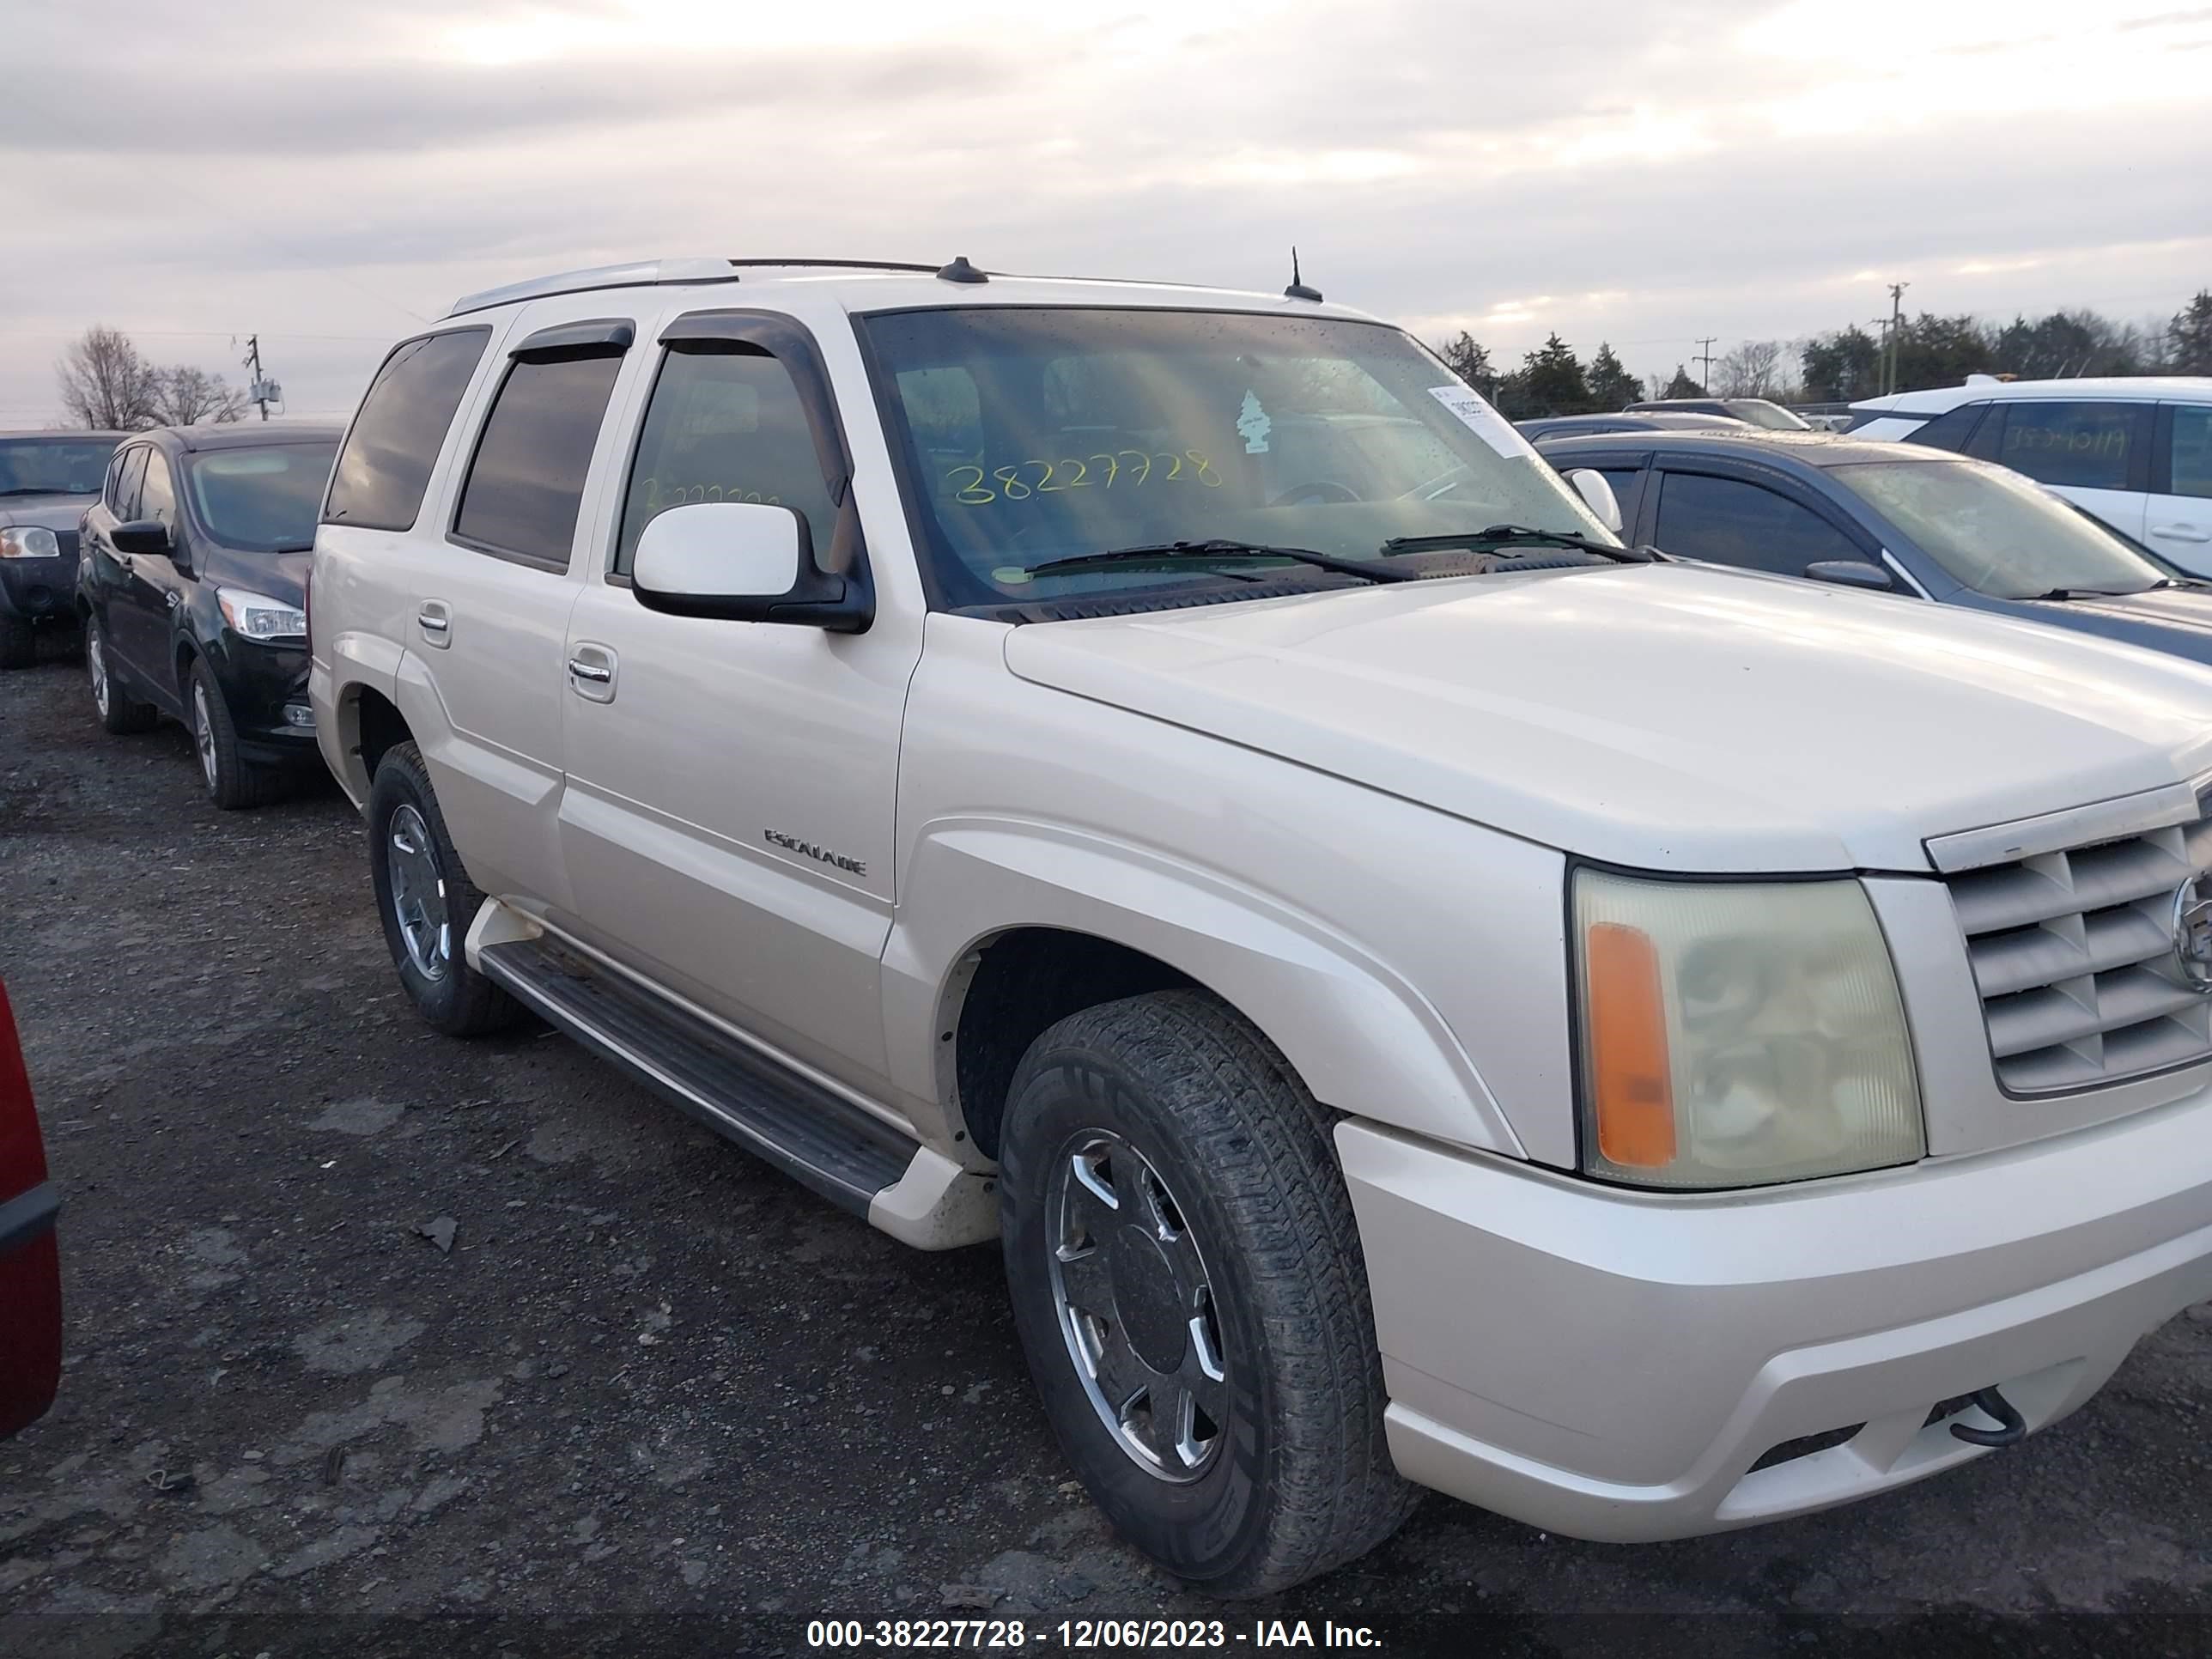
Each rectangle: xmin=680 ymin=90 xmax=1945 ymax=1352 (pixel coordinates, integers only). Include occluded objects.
xmin=0 ymin=494 xmax=94 ymax=533
xmin=1002 ymin=564 xmax=2212 ymax=873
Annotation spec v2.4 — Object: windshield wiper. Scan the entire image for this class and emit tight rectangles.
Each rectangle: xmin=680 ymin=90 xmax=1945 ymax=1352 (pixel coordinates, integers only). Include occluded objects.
xmin=1015 ymin=538 xmax=1418 ymax=586
xmin=270 ymin=539 xmax=316 ymax=554
xmin=0 ymin=486 xmax=74 ymax=497
xmin=1380 ymin=525 xmax=1656 ymax=564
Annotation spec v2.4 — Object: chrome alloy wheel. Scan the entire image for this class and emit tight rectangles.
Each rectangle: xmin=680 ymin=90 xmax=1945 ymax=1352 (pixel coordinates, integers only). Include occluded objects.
xmin=191 ymin=680 xmax=219 ymax=791
xmin=1047 ymin=1130 xmax=1229 ymax=1482
xmin=88 ymin=633 xmax=109 ymax=720
xmin=386 ymin=803 xmax=452 ymax=981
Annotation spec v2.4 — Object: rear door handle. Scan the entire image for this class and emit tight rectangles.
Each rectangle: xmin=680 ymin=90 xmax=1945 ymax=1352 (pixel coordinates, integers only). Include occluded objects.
xmin=416 ymin=602 xmax=452 ymax=647
xmin=567 ymin=644 xmax=617 ymax=702
xmin=2150 ymin=524 xmax=2212 ymax=544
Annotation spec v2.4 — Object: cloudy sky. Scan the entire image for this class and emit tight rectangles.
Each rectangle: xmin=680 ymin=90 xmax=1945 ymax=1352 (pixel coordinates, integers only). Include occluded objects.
xmin=3 ymin=0 xmax=2207 ymax=425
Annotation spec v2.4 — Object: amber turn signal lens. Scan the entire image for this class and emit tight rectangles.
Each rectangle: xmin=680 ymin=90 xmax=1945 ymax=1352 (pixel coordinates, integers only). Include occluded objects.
xmin=1584 ymin=921 xmax=1676 ymax=1168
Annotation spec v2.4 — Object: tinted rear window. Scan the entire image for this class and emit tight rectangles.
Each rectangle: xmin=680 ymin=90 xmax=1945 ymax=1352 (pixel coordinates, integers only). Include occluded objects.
xmin=1996 ymin=401 xmax=2146 ymax=492
xmin=325 ymin=328 xmax=490 ymax=532
xmin=452 ymin=354 xmax=623 ymax=567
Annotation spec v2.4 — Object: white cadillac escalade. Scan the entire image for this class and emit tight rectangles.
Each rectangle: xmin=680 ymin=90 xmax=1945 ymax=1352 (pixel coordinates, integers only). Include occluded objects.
xmin=309 ymin=257 xmax=2212 ymax=1595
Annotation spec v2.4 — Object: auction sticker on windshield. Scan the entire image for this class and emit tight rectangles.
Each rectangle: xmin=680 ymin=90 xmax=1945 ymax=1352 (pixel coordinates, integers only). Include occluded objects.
xmin=1428 ymin=383 xmax=1539 ymax=459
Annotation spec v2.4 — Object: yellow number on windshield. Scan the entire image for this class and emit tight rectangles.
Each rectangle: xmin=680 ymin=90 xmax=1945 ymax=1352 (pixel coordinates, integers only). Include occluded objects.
xmin=945 ymin=465 xmax=994 ymax=504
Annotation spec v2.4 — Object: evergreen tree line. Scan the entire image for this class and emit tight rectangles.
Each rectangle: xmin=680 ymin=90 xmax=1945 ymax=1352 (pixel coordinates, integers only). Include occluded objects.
xmin=1435 ymin=289 xmax=2212 ymax=417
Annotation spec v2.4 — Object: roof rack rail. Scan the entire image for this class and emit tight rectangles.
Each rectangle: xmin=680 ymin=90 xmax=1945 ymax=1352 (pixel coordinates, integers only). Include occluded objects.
xmin=447 ymin=258 xmax=736 ymax=319
xmin=723 ymin=258 xmax=939 ymax=273
xmin=447 ymin=257 xmax=962 ymax=318
xmin=443 ymin=255 xmax=1316 ymax=320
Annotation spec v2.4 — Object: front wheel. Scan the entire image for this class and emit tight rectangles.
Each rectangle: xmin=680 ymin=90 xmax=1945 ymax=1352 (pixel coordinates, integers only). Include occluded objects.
xmin=187 ymin=658 xmax=285 ymax=810
xmin=366 ymin=740 xmax=517 ymax=1037
xmin=86 ymin=616 xmax=156 ymax=734
xmin=999 ymin=990 xmax=1416 ymax=1597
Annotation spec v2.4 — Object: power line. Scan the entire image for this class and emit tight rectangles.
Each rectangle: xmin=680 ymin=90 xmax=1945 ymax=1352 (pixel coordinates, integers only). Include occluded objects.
xmin=1693 ymin=336 xmax=1718 ymax=391
xmin=0 ymin=328 xmax=395 ymax=344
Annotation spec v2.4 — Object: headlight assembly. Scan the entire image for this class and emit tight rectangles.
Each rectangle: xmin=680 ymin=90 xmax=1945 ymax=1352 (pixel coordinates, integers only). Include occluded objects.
xmin=0 ymin=527 xmax=61 ymax=559
xmin=1573 ymin=870 xmax=1925 ymax=1189
xmin=217 ymin=587 xmax=307 ymax=641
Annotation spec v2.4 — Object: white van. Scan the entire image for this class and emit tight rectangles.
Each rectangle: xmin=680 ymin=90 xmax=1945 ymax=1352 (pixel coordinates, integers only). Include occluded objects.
xmin=1846 ymin=376 xmax=2212 ymax=574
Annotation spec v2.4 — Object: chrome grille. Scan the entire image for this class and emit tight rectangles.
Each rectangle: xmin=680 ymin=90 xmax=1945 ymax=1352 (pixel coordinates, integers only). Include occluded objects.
xmin=1942 ymin=809 xmax=2212 ymax=1092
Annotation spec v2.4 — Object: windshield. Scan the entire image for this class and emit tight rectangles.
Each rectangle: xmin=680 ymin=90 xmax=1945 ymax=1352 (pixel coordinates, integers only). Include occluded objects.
xmin=1831 ymin=458 xmax=2165 ymax=599
xmin=184 ymin=443 xmax=338 ymax=552
xmin=1728 ymin=401 xmax=1812 ymax=431
xmin=860 ymin=307 xmax=1614 ymax=607
xmin=0 ymin=438 xmax=118 ymax=496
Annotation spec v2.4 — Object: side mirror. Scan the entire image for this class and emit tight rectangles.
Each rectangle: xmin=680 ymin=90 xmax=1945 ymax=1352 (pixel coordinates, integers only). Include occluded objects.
xmin=1803 ymin=559 xmax=1895 ymax=592
xmin=631 ymin=501 xmax=872 ymax=632
xmin=110 ymin=519 xmax=172 ymax=556
xmin=1565 ymin=469 xmax=1624 ymax=536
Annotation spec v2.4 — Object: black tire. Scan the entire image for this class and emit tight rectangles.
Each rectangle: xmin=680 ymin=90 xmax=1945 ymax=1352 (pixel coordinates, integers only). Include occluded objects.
xmin=999 ymin=990 xmax=1417 ymax=1597
xmin=366 ymin=740 xmax=518 ymax=1038
xmin=186 ymin=657 xmax=286 ymax=810
xmin=0 ymin=615 xmax=33 ymax=671
xmin=85 ymin=615 xmax=156 ymax=734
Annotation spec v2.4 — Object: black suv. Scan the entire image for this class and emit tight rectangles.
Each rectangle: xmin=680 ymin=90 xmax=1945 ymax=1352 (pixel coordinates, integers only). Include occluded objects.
xmin=0 ymin=431 xmax=124 ymax=669
xmin=77 ymin=423 xmax=341 ymax=808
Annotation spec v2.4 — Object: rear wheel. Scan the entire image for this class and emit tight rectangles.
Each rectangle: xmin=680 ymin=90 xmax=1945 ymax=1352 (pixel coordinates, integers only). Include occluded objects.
xmin=367 ymin=740 xmax=518 ymax=1037
xmin=998 ymin=990 xmax=1416 ymax=1597
xmin=0 ymin=615 xmax=33 ymax=671
xmin=187 ymin=658 xmax=284 ymax=810
xmin=86 ymin=616 xmax=156 ymax=734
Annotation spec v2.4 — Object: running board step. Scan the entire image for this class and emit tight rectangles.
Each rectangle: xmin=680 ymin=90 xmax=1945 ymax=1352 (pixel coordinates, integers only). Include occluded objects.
xmin=477 ymin=936 xmax=918 ymax=1216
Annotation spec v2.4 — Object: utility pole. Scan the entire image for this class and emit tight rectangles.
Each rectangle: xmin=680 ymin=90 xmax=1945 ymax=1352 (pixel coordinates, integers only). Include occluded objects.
xmin=1882 ymin=282 xmax=1910 ymax=398
xmin=1694 ymin=337 xmax=1717 ymax=394
xmin=242 ymin=334 xmax=276 ymax=422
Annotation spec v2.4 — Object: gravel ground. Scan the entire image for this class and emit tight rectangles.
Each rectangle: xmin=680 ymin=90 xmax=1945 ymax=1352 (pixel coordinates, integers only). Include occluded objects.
xmin=3 ymin=641 xmax=2210 ymax=1657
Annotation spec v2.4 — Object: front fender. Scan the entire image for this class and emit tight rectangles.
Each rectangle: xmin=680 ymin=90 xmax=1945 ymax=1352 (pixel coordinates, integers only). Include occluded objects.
xmin=317 ymin=627 xmax=407 ymax=805
xmin=882 ymin=816 xmax=1534 ymax=1161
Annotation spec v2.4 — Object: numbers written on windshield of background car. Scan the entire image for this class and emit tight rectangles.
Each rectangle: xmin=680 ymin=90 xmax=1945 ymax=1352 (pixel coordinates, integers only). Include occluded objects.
xmin=945 ymin=450 xmax=1223 ymax=504
xmin=635 ymin=479 xmax=784 ymax=509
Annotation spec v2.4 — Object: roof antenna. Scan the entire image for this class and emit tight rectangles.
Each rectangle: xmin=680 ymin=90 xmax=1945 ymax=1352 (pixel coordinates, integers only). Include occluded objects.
xmin=1284 ymin=247 xmax=1322 ymax=303
xmin=936 ymin=255 xmax=988 ymax=285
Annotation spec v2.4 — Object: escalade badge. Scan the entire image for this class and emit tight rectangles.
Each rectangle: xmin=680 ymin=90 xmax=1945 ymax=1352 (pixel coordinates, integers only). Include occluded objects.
xmin=2172 ymin=875 xmax=2212 ymax=992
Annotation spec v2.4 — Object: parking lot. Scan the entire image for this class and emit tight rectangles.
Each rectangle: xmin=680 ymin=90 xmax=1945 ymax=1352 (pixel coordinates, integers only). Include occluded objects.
xmin=2 ymin=643 xmax=2209 ymax=1656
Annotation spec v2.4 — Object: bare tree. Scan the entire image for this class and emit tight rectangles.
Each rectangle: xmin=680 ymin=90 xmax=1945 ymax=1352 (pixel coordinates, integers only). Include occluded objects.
xmin=56 ymin=326 xmax=160 ymax=429
xmin=150 ymin=367 xmax=247 ymax=427
xmin=1715 ymin=339 xmax=1784 ymax=398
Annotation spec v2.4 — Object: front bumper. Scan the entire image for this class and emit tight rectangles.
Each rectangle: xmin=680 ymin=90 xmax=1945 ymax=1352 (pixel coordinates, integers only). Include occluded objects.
xmin=1340 ymin=1086 xmax=2212 ymax=1542
xmin=0 ymin=555 xmax=79 ymax=622
xmin=215 ymin=639 xmax=320 ymax=768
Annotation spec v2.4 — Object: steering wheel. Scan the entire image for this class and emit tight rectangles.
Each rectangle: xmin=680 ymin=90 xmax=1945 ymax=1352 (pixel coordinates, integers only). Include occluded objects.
xmin=1400 ymin=461 xmax=1477 ymax=502
xmin=1268 ymin=479 xmax=1363 ymax=507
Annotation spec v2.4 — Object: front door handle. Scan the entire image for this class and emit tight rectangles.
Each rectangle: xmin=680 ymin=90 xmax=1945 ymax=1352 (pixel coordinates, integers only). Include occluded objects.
xmin=566 ymin=644 xmax=617 ymax=702
xmin=2150 ymin=524 xmax=2212 ymax=544
xmin=416 ymin=602 xmax=452 ymax=647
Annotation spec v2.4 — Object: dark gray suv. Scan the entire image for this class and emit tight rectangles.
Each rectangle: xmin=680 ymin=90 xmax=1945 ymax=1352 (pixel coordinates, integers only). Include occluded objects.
xmin=0 ymin=431 xmax=125 ymax=668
